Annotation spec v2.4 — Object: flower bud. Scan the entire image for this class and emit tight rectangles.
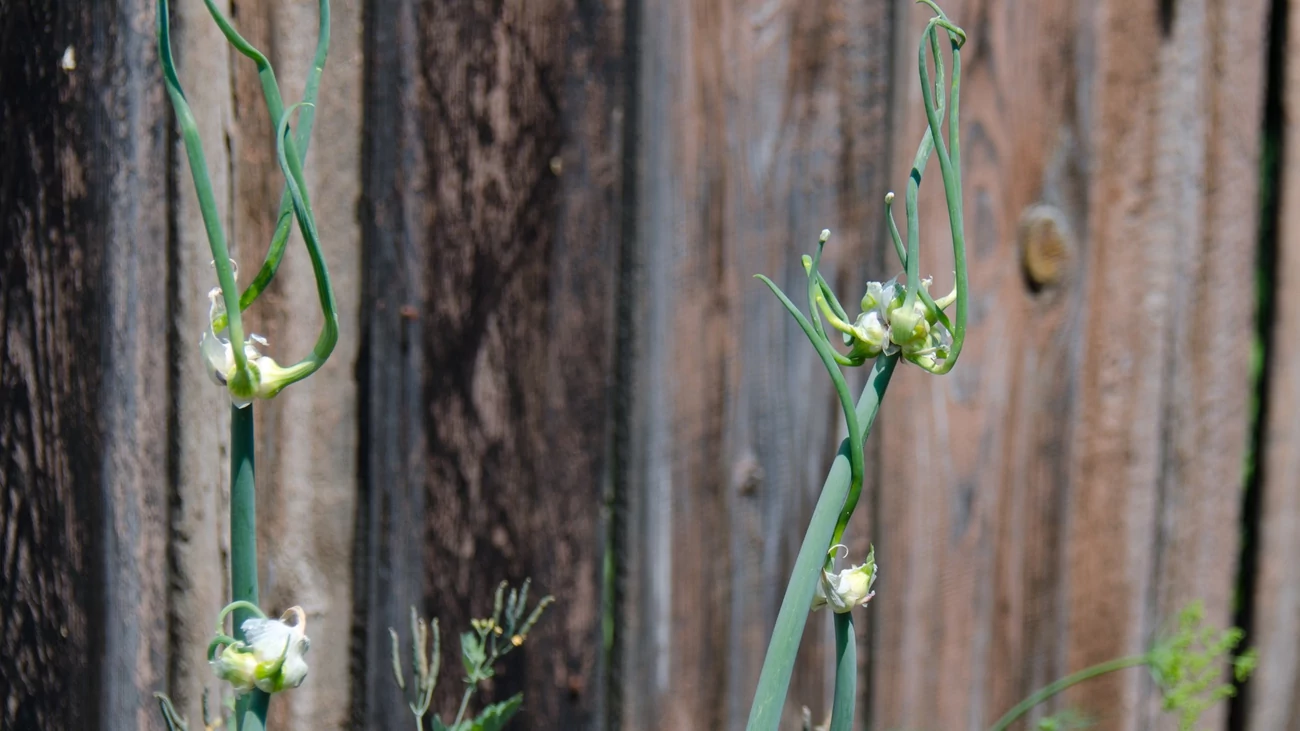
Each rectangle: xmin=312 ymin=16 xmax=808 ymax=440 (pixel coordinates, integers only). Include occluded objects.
xmin=210 ymin=643 xmax=259 ymax=694
xmin=811 ymin=545 xmax=878 ymax=614
xmin=888 ymin=299 xmax=932 ymax=354
xmin=199 ymin=287 xmax=276 ymax=408
xmin=860 ymin=280 xmax=903 ymax=315
xmin=250 ymin=355 xmax=297 ymax=400
xmin=211 ymin=606 xmax=311 ymax=695
xmin=849 ymin=310 xmax=891 ymax=357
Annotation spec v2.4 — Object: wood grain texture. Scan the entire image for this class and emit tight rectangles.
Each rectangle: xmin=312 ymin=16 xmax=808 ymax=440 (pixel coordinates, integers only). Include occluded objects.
xmin=1067 ymin=1 xmax=1264 ymax=729
xmin=166 ymin=0 xmax=236 ymax=723
xmin=1 ymin=2 xmax=1283 ymax=730
xmin=872 ymin=1 xmax=1083 ymax=727
xmin=872 ymin=1 xmax=1267 ymax=730
xmin=619 ymin=0 xmax=894 ymax=728
xmin=225 ymin=1 xmax=364 ymax=728
xmin=1 ymin=2 xmax=171 ymax=729
xmin=352 ymin=0 xmax=432 ymax=726
xmin=0 ymin=4 xmax=105 ymax=727
xmin=1247 ymin=0 xmax=1300 ymax=727
xmin=355 ymin=0 xmax=625 ymax=728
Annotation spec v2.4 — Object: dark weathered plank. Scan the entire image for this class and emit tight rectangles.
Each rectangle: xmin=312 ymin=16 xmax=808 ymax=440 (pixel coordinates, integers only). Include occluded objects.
xmin=872 ymin=1 xmax=1267 ymax=730
xmin=619 ymin=0 xmax=895 ymax=728
xmin=356 ymin=0 xmax=625 ymax=728
xmin=1 ymin=1 xmax=171 ymax=729
xmin=353 ymin=0 xmax=434 ymax=727
xmin=1247 ymin=0 xmax=1300 ymax=727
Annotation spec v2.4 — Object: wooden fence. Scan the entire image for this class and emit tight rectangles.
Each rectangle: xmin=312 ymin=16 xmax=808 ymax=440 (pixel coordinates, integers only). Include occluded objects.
xmin=4 ymin=0 xmax=1298 ymax=729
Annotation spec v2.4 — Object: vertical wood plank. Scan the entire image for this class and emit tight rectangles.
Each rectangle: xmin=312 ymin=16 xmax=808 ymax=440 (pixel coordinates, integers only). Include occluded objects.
xmin=414 ymin=0 xmax=623 ymax=725
xmin=872 ymin=1 xmax=1267 ymax=730
xmin=261 ymin=1 xmax=363 ymax=726
xmin=1 ymin=4 xmax=106 ymax=727
xmin=353 ymin=0 xmax=431 ymax=727
xmin=620 ymin=0 xmax=894 ymax=728
xmin=1247 ymin=0 xmax=1300 ymax=727
xmin=357 ymin=0 xmax=626 ymax=728
xmin=1 ymin=2 xmax=171 ymax=729
xmin=872 ymin=1 xmax=1083 ymax=727
xmin=1144 ymin=0 xmax=1266 ymax=728
xmin=224 ymin=0 xmax=364 ymax=727
xmin=1067 ymin=1 xmax=1264 ymax=729
xmin=98 ymin=2 xmax=173 ymax=725
xmin=166 ymin=0 xmax=236 ymax=722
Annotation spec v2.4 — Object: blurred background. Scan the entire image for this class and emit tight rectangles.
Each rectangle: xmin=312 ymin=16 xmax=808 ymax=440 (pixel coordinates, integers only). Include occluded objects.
xmin=3 ymin=0 xmax=1293 ymax=729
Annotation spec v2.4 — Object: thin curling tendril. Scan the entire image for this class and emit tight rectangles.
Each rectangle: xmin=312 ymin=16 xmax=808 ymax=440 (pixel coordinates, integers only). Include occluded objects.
xmin=207 ymin=0 xmax=332 ymax=333
xmin=261 ymin=102 xmax=340 ymax=396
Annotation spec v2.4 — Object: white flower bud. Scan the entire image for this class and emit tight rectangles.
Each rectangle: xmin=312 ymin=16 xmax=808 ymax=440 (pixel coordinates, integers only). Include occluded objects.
xmin=200 ymin=287 xmax=276 ymax=408
xmin=851 ymin=311 xmax=891 ymax=357
xmin=811 ymin=545 xmax=877 ymax=614
xmin=211 ymin=606 xmax=311 ymax=695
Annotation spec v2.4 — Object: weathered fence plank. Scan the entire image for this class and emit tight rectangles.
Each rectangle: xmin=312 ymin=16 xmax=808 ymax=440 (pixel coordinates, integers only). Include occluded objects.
xmin=871 ymin=1 xmax=1083 ymax=726
xmin=1 ymin=2 xmax=171 ymax=730
xmin=619 ymin=0 xmax=895 ymax=728
xmin=1138 ymin=1 xmax=1267 ymax=728
xmin=872 ymin=2 xmax=1267 ymax=731
xmin=2 ymin=1 xmax=1287 ymax=730
xmin=166 ymin=0 xmax=236 ymax=725
xmin=353 ymin=0 xmax=432 ymax=727
xmin=1247 ymin=0 xmax=1300 ymax=728
xmin=143 ymin=2 xmax=369 ymax=728
xmin=1063 ymin=2 xmax=1264 ymax=729
xmin=355 ymin=0 xmax=625 ymax=728
xmin=223 ymin=1 xmax=364 ymax=728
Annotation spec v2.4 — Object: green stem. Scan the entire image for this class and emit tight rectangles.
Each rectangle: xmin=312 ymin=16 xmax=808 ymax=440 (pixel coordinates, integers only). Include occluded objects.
xmin=828 ymin=613 xmax=857 ymax=731
xmin=262 ymin=104 xmax=339 ymax=394
xmin=156 ymin=0 xmax=248 ymax=375
xmin=806 ymin=234 xmax=837 ymax=348
xmin=755 ymin=276 xmax=865 ymax=517
xmin=901 ymin=22 xmax=947 ymax=313
xmin=230 ymin=405 xmax=269 ymax=730
xmin=803 ymin=245 xmax=861 ymax=368
xmin=830 ymin=354 xmax=894 ymax=545
xmin=886 ymin=193 xmax=952 ymax=334
xmin=204 ymin=0 xmax=332 ymax=330
xmin=216 ymin=600 xmax=266 ymax=632
xmin=916 ymin=17 xmax=969 ymax=374
xmin=744 ymin=354 xmax=897 ymax=731
xmin=453 ymin=685 xmax=474 ymax=729
xmin=985 ymin=655 xmax=1149 ymax=731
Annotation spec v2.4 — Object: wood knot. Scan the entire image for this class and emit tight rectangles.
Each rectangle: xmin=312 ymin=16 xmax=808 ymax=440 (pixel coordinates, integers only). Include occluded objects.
xmin=1017 ymin=204 xmax=1073 ymax=291
xmin=731 ymin=453 xmax=764 ymax=498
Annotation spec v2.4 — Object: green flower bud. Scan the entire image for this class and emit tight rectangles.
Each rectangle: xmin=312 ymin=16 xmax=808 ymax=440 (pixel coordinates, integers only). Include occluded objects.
xmin=200 ymin=286 xmax=284 ymax=408
xmin=888 ymin=299 xmax=932 ymax=354
xmin=210 ymin=643 xmax=260 ymax=695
